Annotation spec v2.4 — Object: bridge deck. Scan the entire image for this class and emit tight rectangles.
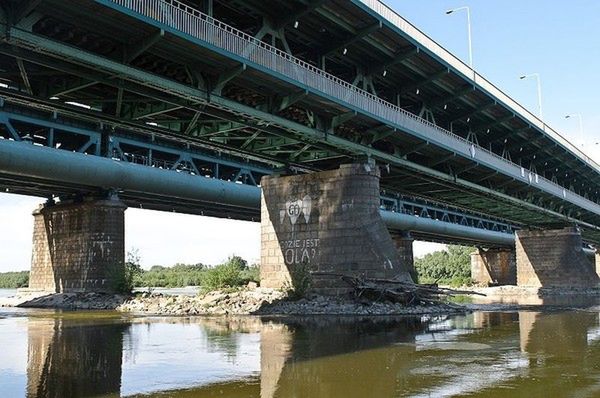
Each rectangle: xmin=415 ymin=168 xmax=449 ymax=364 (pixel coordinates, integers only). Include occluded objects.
xmin=0 ymin=0 xmax=599 ymax=243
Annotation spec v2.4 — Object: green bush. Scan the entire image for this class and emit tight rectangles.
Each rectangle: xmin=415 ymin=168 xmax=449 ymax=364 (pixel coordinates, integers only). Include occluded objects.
xmin=414 ymin=245 xmax=474 ymax=286
xmin=130 ymin=254 xmax=259 ymax=291
xmin=109 ymin=249 xmax=142 ymax=293
xmin=0 ymin=271 xmax=29 ymax=288
xmin=134 ymin=263 xmax=206 ymax=288
xmin=240 ymin=265 xmax=260 ymax=285
xmin=202 ymin=256 xmax=249 ymax=290
xmin=283 ymin=262 xmax=312 ymax=300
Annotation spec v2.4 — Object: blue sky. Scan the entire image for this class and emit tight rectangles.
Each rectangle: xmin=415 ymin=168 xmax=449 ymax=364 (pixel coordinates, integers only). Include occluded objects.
xmin=389 ymin=0 xmax=600 ymax=145
xmin=0 ymin=1 xmax=598 ymax=271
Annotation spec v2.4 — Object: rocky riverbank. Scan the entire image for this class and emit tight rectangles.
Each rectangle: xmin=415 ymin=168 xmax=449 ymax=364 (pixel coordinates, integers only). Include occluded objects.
xmin=4 ymin=285 xmax=598 ymax=315
xmin=0 ymin=287 xmax=466 ymax=315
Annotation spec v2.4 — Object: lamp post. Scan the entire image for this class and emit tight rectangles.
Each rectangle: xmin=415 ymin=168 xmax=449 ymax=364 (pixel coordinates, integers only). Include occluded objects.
xmin=445 ymin=6 xmax=473 ymax=69
xmin=565 ymin=114 xmax=584 ymax=147
xmin=519 ymin=73 xmax=543 ymax=119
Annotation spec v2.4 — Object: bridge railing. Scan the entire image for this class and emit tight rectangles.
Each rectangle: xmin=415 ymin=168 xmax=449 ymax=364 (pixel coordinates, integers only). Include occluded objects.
xmin=358 ymin=0 xmax=600 ymax=174
xmin=104 ymin=0 xmax=600 ymax=216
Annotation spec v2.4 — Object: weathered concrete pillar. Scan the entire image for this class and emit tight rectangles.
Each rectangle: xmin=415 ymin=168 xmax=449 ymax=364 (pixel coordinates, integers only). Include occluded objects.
xmin=28 ymin=197 xmax=127 ymax=293
xmin=260 ymin=163 xmax=413 ymax=294
xmin=515 ymin=227 xmax=599 ymax=287
xmin=470 ymin=248 xmax=516 ymax=285
xmin=391 ymin=232 xmax=416 ymax=281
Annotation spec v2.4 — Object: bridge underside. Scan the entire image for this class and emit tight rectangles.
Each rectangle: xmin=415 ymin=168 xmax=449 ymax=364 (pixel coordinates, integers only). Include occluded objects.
xmin=0 ymin=0 xmax=598 ymax=245
xmin=1 ymin=0 xmax=600 ymax=292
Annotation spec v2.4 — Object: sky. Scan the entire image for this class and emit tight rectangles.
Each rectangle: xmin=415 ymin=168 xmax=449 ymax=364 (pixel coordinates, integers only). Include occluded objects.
xmin=0 ymin=1 xmax=598 ymax=271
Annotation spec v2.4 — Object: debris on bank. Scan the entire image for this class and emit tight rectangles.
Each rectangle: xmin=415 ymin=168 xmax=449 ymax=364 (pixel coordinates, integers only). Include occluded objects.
xmin=0 ymin=284 xmax=470 ymax=315
xmin=320 ymin=273 xmax=486 ymax=306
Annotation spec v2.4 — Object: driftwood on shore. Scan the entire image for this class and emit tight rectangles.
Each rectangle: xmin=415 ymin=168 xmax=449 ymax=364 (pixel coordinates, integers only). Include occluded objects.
xmin=313 ymin=272 xmax=486 ymax=306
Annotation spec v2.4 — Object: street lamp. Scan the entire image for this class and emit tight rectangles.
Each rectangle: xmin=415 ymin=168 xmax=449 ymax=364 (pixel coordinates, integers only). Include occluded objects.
xmin=446 ymin=6 xmax=473 ymax=69
xmin=519 ymin=73 xmax=543 ymax=119
xmin=565 ymin=114 xmax=584 ymax=147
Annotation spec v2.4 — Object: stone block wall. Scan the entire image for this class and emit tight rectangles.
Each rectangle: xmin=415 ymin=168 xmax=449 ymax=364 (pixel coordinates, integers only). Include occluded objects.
xmin=260 ymin=163 xmax=413 ymax=295
xmin=516 ymin=227 xmax=598 ymax=287
xmin=471 ymin=248 xmax=516 ymax=285
xmin=391 ymin=233 xmax=415 ymax=281
xmin=29 ymin=198 xmax=126 ymax=292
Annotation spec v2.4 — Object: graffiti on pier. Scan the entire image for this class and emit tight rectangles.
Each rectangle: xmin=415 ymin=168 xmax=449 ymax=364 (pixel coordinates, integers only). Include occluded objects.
xmin=282 ymin=238 xmax=320 ymax=265
xmin=279 ymin=195 xmax=312 ymax=225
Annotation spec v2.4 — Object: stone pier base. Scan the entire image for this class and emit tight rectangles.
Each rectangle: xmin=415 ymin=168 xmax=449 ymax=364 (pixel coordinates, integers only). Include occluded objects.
xmin=260 ymin=163 xmax=413 ymax=295
xmin=516 ymin=227 xmax=599 ymax=288
xmin=391 ymin=232 xmax=415 ymax=281
xmin=470 ymin=248 xmax=516 ymax=285
xmin=29 ymin=198 xmax=127 ymax=293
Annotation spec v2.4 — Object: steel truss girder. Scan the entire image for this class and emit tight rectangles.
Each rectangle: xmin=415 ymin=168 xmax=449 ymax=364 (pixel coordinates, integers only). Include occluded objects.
xmin=56 ymin=5 xmax=600 ymax=219
xmin=0 ymin=105 xmax=271 ymax=185
xmin=1 ymin=23 xmax=599 ymax=233
xmin=380 ymin=194 xmax=514 ymax=234
xmin=0 ymin=136 xmax=520 ymax=245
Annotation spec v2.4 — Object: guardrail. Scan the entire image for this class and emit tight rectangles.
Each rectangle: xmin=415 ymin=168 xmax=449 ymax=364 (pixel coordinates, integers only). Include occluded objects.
xmin=102 ymin=0 xmax=600 ymax=216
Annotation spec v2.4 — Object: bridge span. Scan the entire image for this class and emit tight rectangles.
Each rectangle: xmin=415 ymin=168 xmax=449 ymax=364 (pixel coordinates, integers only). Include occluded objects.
xmin=0 ymin=0 xmax=598 ymax=292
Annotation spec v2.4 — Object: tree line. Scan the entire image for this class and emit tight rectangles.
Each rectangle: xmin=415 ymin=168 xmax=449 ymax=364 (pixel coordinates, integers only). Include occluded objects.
xmin=0 ymin=245 xmax=474 ymax=290
xmin=414 ymin=245 xmax=474 ymax=286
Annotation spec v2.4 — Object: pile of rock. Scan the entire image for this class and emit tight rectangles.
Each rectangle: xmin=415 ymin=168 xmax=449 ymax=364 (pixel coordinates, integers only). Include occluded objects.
xmin=118 ymin=288 xmax=287 ymax=315
xmin=2 ymin=286 xmax=466 ymax=315
xmin=10 ymin=292 xmax=129 ymax=310
xmin=117 ymin=287 xmax=464 ymax=316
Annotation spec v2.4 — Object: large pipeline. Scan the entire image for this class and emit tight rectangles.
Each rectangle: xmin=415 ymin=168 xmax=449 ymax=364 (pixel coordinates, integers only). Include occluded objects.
xmin=0 ymin=139 xmax=260 ymax=209
xmin=0 ymin=139 xmax=515 ymax=246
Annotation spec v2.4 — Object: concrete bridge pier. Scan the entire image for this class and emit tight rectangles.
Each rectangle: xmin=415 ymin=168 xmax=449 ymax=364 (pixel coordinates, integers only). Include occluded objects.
xmin=28 ymin=196 xmax=127 ymax=293
xmin=515 ymin=227 xmax=599 ymax=288
xmin=260 ymin=163 xmax=414 ymax=295
xmin=470 ymin=248 xmax=516 ymax=286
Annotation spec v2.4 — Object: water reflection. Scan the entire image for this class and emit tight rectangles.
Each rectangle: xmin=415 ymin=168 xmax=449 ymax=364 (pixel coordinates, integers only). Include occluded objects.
xmin=4 ymin=307 xmax=600 ymax=397
xmin=25 ymin=314 xmax=127 ymax=398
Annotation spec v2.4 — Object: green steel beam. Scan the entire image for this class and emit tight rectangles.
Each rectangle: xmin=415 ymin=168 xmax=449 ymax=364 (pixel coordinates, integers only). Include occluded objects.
xmin=314 ymin=8 xmax=392 ymax=58
xmin=428 ymin=86 xmax=475 ymax=110
xmin=276 ymin=0 xmax=328 ymax=29
xmin=3 ymin=24 xmax=599 ymax=232
xmin=321 ymin=21 xmax=382 ymax=58
xmin=124 ymin=28 xmax=164 ymax=63
xmin=398 ymin=141 xmax=429 ymax=157
xmin=330 ymin=111 xmax=357 ymax=130
xmin=50 ymin=78 xmax=99 ymax=98
xmin=448 ymin=101 xmax=496 ymax=124
xmin=428 ymin=153 xmax=456 ymax=167
xmin=213 ymin=63 xmax=247 ymax=94
xmin=367 ymin=48 xmax=419 ymax=76
xmin=16 ymin=58 xmax=32 ymax=95
xmin=276 ymin=89 xmax=308 ymax=112
xmin=399 ymin=70 xmax=449 ymax=96
xmin=130 ymin=103 xmax=184 ymax=120
xmin=6 ymin=0 xmax=42 ymax=25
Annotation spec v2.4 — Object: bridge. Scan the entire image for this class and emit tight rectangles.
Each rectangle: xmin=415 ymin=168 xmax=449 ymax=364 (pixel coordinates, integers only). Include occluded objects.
xmin=0 ymin=0 xmax=598 ymax=292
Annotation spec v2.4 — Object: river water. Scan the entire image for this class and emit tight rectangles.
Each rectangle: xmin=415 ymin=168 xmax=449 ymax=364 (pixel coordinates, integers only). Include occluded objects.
xmin=2 ymin=302 xmax=600 ymax=397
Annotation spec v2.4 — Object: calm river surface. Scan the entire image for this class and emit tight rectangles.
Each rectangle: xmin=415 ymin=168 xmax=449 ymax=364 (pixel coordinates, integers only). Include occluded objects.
xmin=3 ymin=303 xmax=600 ymax=397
